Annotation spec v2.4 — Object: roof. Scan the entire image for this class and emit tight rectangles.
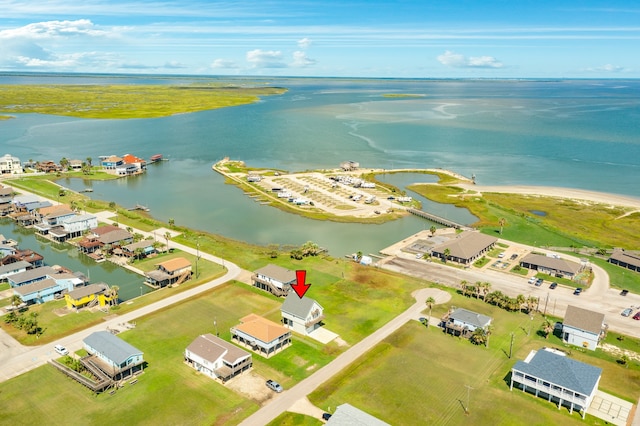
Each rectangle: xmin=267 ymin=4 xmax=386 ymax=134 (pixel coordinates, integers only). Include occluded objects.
xmin=186 ymin=334 xmax=251 ymax=365
xmin=281 ymin=293 xmax=323 ymax=319
xmin=63 ymin=214 xmax=96 ymax=224
xmin=103 ymin=155 xmax=123 ymax=163
xmin=91 ymin=225 xmax=121 ymax=236
xmin=326 ymin=403 xmax=390 ymax=426
xmin=609 ymin=249 xmax=640 ymax=269
xmin=7 ymin=266 xmax=56 ymax=284
xmin=254 ymin=264 xmax=296 ymax=283
xmin=431 ymin=231 xmax=498 ymax=260
xmin=563 ymin=305 xmax=605 ymax=335
xmin=67 ymin=283 xmax=109 ymax=300
xmin=157 ymin=257 xmax=191 ymax=272
xmin=0 ymin=261 xmax=31 ymax=275
xmin=13 ymin=278 xmax=58 ymax=296
xmin=449 ymin=308 xmax=492 ymax=329
xmin=235 ymin=314 xmax=290 ymax=343
xmin=42 ymin=207 xmax=74 ymax=219
xmin=513 ymin=348 xmax=602 ymax=396
xmin=99 ymin=229 xmax=133 ymax=244
xmin=83 ymin=331 xmax=143 ymax=365
xmin=520 ymin=253 xmax=581 ymax=275
xmin=122 ymin=154 xmax=146 ymax=164
xmin=123 ymin=240 xmax=155 ymax=251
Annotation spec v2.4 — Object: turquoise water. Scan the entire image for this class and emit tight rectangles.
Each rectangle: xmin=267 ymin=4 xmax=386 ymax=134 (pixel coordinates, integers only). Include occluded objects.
xmin=1 ymin=75 xmax=639 ymax=256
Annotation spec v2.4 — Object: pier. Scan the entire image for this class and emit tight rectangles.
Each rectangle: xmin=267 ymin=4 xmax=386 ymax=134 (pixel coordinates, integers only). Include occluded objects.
xmin=407 ymin=208 xmax=471 ymax=230
xmin=128 ymin=204 xmax=149 ymax=212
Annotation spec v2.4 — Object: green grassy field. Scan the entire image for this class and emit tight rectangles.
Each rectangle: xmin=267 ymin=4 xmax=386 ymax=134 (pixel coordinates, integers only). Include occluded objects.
xmin=0 ymin=84 xmax=286 ymax=119
xmin=309 ymin=292 xmax=640 ymax=425
xmin=267 ymin=412 xmax=322 ymax=425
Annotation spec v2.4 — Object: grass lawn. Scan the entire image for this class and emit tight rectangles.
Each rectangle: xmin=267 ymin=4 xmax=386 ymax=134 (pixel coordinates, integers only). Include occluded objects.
xmin=309 ymin=291 xmax=640 ymax=425
xmin=267 ymin=412 xmax=322 ymax=426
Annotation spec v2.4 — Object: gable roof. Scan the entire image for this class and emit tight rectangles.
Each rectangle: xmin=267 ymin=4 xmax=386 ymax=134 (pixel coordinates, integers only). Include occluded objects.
xmin=83 ymin=331 xmax=143 ymax=365
xmin=520 ymin=253 xmax=581 ymax=275
xmin=449 ymin=308 xmax=492 ymax=329
xmin=563 ymin=305 xmax=605 ymax=335
xmin=0 ymin=261 xmax=31 ymax=275
xmin=38 ymin=204 xmax=71 ymax=216
xmin=281 ymin=293 xmax=323 ymax=319
xmin=157 ymin=257 xmax=191 ymax=272
xmin=235 ymin=314 xmax=290 ymax=343
xmin=609 ymin=249 xmax=640 ymax=269
xmin=91 ymin=225 xmax=121 ymax=236
xmin=431 ymin=231 xmax=497 ymax=261
xmin=513 ymin=349 xmax=602 ymax=396
xmin=326 ymin=403 xmax=390 ymax=426
xmin=67 ymin=283 xmax=109 ymax=300
xmin=254 ymin=264 xmax=296 ymax=284
xmin=7 ymin=266 xmax=56 ymax=285
xmin=186 ymin=334 xmax=251 ymax=365
xmin=13 ymin=278 xmax=58 ymax=296
xmin=123 ymin=240 xmax=155 ymax=251
xmin=99 ymin=229 xmax=133 ymax=244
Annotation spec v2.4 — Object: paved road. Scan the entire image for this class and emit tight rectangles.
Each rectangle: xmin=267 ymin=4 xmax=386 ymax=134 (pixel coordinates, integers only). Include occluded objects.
xmin=238 ymin=288 xmax=448 ymax=426
xmin=0 ymin=212 xmax=243 ymax=383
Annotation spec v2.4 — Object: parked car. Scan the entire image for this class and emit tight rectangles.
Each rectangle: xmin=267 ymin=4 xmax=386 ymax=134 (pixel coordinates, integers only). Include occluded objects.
xmin=322 ymin=413 xmax=332 ymax=421
xmin=510 ymin=253 xmax=518 ymax=261
xmin=535 ymin=278 xmax=543 ymax=287
xmin=622 ymin=308 xmax=633 ymax=317
xmin=498 ymin=253 xmax=505 ymax=258
xmin=528 ymin=277 xmax=536 ymax=284
xmin=573 ymin=288 xmax=582 ymax=295
xmin=54 ymin=344 xmax=68 ymax=356
xmin=549 ymin=282 xmax=558 ymax=289
xmin=266 ymin=379 xmax=283 ymax=393
xmin=634 ymin=311 xmax=640 ymax=321
xmin=621 ymin=289 xmax=629 ymax=296
xmin=415 ymin=253 xmax=423 ymax=259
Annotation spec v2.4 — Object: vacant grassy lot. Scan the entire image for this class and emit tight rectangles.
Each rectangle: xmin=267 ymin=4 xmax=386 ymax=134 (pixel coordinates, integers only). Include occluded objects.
xmin=0 ymin=84 xmax=286 ymax=119
xmin=309 ymin=292 xmax=640 ymax=425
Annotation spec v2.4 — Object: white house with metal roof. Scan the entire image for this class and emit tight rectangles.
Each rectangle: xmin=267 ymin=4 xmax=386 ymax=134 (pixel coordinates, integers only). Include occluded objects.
xmin=326 ymin=403 xmax=390 ymax=426
xmin=281 ymin=293 xmax=325 ymax=335
xmin=444 ymin=307 xmax=492 ymax=336
xmin=562 ymin=305 xmax=606 ymax=351
xmin=252 ymin=264 xmax=297 ymax=297
xmin=510 ymin=348 xmax=602 ymax=419
xmin=184 ymin=334 xmax=252 ymax=382
xmin=83 ymin=331 xmax=144 ymax=379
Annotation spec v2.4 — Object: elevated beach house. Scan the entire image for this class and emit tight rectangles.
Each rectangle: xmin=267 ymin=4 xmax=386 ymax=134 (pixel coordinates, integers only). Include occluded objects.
xmin=65 ymin=283 xmax=115 ymax=310
xmin=145 ymin=257 xmax=192 ymax=288
xmin=231 ymin=314 xmax=292 ymax=357
xmin=184 ymin=334 xmax=252 ymax=382
xmin=252 ymin=264 xmax=297 ymax=297
xmin=510 ymin=347 xmax=602 ymax=419
xmin=83 ymin=331 xmax=144 ymax=380
xmin=0 ymin=154 xmax=22 ymax=174
xmin=281 ymin=293 xmax=325 ymax=335
xmin=562 ymin=305 xmax=606 ymax=351
xmin=443 ymin=307 xmax=492 ymax=337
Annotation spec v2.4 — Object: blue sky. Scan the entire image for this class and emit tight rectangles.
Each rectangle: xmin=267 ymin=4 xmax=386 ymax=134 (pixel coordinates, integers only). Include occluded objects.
xmin=1 ymin=0 xmax=639 ymax=78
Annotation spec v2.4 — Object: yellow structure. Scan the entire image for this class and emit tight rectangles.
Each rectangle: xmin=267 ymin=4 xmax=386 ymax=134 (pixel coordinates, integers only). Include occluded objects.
xmin=65 ymin=283 xmax=114 ymax=309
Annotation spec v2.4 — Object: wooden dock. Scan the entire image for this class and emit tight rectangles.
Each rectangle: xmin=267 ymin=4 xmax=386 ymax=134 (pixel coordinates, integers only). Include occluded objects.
xmin=407 ymin=208 xmax=470 ymax=230
xmin=128 ymin=204 xmax=149 ymax=212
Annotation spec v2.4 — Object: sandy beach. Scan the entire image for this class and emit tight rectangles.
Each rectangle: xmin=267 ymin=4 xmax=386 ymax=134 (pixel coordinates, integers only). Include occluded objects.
xmin=456 ymin=183 xmax=640 ymax=210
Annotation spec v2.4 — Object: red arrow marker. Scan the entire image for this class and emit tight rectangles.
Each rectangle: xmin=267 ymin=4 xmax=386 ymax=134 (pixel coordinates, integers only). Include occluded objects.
xmin=291 ymin=270 xmax=311 ymax=299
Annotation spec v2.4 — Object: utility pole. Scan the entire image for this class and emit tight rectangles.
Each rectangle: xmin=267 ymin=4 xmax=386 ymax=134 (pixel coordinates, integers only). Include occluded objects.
xmin=509 ymin=332 xmax=514 ymax=359
xmin=214 ymin=317 xmax=218 ymax=336
xmin=544 ymin=293 xmax=549 ymax=316
xmin=464 ymin=385 xmax=474 ymax=414
xmin=196 ymin=240 xmax=200 ymax=278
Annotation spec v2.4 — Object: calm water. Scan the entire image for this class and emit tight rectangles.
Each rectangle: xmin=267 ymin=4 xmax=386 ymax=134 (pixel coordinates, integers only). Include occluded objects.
xmin=1 ymin=74 xmax=639 ymax=257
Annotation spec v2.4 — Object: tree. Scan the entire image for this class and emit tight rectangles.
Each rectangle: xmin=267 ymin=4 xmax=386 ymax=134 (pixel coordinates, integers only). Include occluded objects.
xmin=24 ymin=312 xmax=39 ymax=335
xmin=168 ymin=218 xmax=175 ymax=228
xmin=429 ymin=225 xmax=437 ymax=236
xmin=10 ymin=294 xmax=22 ymax=310
xmin=301 ymin=241 xmax=320 ymax=257
xmin=541 ymin=319 xmax=554 ymax=339
xmin=60 ymin=157 xmax=69 ymax=171
xmin=425 ymin=296 xmax=436 ymax=318
xmin=516 ymin=294 xmax=526 ymax=313
xmin=108 ymin=285 xmax=120 ymax=306
xmin=620 ymin=354 xmax=630 ymax=368
xmin=164 ymin=232 xmax=171 ymax=252
xmin=459 ymin=280 xmax=468 ymax=296
xmin=499 ymin=217 xmax=506 ymax=235
xmin=443 ymin=248 xmax=451 ymax=263
xmin=86 ymin=156 xmax=92 ymax=167
xmin=470 ymin=327 xmax=488 ymax=346
xmin=290 ymin=249 xmax=303 ymax=260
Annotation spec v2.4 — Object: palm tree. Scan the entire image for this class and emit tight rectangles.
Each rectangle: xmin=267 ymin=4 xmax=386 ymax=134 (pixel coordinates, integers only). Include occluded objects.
xmin=542 ymin=319 xmax=554 ymax=339
xmin=168 ymin=218 xmax=175 ymax=228
xmin=481 ymin=282 xmax=491 ymax=300
xmin=10 ymin=294 xmax=22 ymax=310
xmin=60 ymin=157 xmax=69 ymax=171
xmin=425 ymin=296 xmax=436 ymax=319
xmin=164 ymin=232 xmax=171 ymax=252
xmin=499 ymin=217 xmax=506 ymax=235
xmin=484 ymin=325 xmax=494 ymax=347
xmin=459 ymin=280 xmax=468 ymax=296
xmin=516 ymin=294 xmax=526 ymax=313
xmin=443 ymin=248 xmax=451 ymax=263
xmin=429 ymin=225 xmax=436 ymax=236
xmin=470 ymin=327 xmax=488 ymax=346
xmin=108 ymin=285 xmax=120 ymax=306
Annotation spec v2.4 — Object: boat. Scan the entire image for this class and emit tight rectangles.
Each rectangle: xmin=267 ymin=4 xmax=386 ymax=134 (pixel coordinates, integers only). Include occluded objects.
xmin=150 ymin=154 xmax=163 ymax=163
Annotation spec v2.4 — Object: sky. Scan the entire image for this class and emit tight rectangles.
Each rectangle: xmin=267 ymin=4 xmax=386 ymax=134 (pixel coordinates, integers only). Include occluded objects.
xmin=1 ymin=0 xmax=639 ymax=78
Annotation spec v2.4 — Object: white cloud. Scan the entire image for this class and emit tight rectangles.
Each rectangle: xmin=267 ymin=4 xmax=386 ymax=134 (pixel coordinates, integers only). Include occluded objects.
xmin=246 ymin=49 xmax=286 ymax=68
xmin=297 ymin=37 xmax=312 ymax=49
xmin=291 ymin=51 xmax=316 ymax=68
xmin=211 ymin=59 xmax=239 ymax=69
xmin=437 ymin=50 xmax=503 ymax=68
xmin=585 ymin=63 xmax=625 ymax=72
xmin=0 ymin=19 xmax=107 ymax=40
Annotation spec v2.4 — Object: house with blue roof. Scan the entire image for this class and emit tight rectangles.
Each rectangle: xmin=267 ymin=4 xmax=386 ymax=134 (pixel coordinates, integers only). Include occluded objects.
xmin=83 ymin=331 xmax=144 ymax=379
xmin=510 ymin=347 xmax=602 ymax=419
